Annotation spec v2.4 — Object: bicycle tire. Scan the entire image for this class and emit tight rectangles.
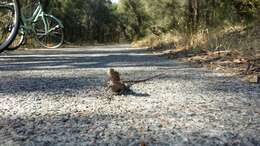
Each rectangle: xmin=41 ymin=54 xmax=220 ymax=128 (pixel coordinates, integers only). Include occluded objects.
xmin=0 ymin=0 xmax=20 ymax=52
xmin=6 ymin=29 xmax=25 ymax=50
xmin=34 ymin=15 xmax=64 ymax=48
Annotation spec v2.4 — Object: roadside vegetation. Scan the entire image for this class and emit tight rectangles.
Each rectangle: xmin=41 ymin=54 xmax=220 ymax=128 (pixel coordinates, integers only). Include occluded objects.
xmin=21 ymin=0 xmax=260 ymax=82
xmin=121 ymin=0 xmax=260 ymax=82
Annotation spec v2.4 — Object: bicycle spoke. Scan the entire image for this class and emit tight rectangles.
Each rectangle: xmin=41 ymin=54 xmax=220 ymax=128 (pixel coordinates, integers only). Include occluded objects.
xmin=34 ymin=15 xmax=64 ymax=48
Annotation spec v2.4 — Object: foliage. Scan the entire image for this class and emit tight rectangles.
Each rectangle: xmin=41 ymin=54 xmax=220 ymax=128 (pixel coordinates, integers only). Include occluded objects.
xmin=47 ymin=0 xmax=121 ymax=43
xmin=118 ymin=0 xmax=260 ymax=38
xmin=17 ymin=0 xmax=260 ymax=44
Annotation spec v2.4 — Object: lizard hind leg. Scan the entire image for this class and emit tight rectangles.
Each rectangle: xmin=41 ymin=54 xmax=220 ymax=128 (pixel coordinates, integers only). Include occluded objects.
xmin=118 ymin=84 xmax=132 ymax=95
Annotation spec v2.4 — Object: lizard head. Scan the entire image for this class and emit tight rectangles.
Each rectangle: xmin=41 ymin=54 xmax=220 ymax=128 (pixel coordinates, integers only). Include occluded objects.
xmin=107 ymin=68 xmax=120 ymax=81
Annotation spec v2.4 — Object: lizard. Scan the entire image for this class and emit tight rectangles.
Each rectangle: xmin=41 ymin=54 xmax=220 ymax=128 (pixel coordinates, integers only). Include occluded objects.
xmin=106 ymin=68 xmax=164 ymax=95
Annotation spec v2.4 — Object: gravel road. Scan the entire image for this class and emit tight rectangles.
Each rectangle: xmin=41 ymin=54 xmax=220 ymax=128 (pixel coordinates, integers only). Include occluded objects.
xmin=0 ymin=45 xmax=259 ymax=146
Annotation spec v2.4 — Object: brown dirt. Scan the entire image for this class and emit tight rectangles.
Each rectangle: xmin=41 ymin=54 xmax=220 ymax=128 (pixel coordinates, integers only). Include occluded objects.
xmin=165 ymin=48 xmax=260 ymax=84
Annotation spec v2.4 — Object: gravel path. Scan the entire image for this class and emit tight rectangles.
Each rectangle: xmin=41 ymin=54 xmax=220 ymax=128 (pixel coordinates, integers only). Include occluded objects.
xmin=0 ymin=45 xmax=259 ymax=146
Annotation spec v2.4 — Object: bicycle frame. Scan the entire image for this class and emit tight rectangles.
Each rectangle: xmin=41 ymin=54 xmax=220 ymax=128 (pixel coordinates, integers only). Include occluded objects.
xmin=19 ymin=1 xmax=63 ymax=36
xmin=20 ymin=2 xmax=47 ymax=34
xmin=1 ymin=0 xmax=64 ymax=50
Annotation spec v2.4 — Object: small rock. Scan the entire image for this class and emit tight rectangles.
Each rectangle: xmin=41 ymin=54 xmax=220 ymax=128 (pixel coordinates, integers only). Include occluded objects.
xmin=14 ymin=135 xmax=28 ymax=142
xmin=243 ymin=75 xmax=260 ymax=83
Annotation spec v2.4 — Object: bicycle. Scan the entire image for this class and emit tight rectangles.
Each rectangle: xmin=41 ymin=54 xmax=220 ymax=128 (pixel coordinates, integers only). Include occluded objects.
xmin=0 ymin=0 xmax=20 ymax=52
xmin=7 ymin=0 xmax=64 ymax=50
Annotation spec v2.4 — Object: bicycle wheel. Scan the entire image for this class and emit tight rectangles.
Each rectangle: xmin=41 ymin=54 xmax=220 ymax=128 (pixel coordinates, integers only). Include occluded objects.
xmin=0 ymin=0 xmax=20 ymax=52
xmin=6 ymin=28 xmax=25 ymax=50
xmin=34 ymin=15 xmax=64 ymax=48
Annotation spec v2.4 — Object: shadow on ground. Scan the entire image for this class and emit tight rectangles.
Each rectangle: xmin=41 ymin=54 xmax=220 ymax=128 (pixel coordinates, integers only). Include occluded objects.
xmin=0 ymin=48 xmax=183 ymax=71
xmin=0 ymin=76 xmax=103 ymax=94
xmin=0 ymin=112 xmax=259 ymax=146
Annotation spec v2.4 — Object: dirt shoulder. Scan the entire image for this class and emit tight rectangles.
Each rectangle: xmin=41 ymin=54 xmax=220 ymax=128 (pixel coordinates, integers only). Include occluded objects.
xmin=163 ymin=48 xmax=260 ymax=84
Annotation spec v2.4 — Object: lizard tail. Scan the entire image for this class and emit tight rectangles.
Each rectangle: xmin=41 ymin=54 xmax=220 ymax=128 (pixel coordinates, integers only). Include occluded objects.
xmin=123 ymin=73 xmax=165 ymax=84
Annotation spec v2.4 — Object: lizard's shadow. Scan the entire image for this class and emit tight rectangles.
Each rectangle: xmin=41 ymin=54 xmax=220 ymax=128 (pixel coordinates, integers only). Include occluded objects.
xmin=120 ymin=88 xmax=150 ymax=97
